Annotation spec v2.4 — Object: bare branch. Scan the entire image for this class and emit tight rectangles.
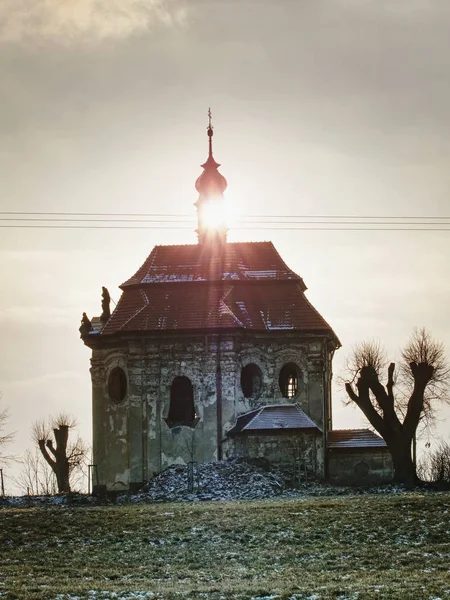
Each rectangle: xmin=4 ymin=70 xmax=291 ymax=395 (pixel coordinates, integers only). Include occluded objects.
xmin=402 ymin=328 xmax=449 ymax=380
xmin=46 ymin=439 xmax=57 ymax=458
xmin=51 ymin=412 xmax=77 ymax=430
xmin=345 ymin=340 xmax=388 ymax=383
xmin=67 ymin=435 xmax=89 ymax=468
xmin=399 ymin=328 xmax=450 ymax=428
xmin=32 ymin=418 xmax=51 ymax=444
xmin=13 ymin=449 xmax=58 ymax=496
xmin=0 ymin=397 xmax=16 ymax=465
xmin=417 ymin=440 xmax=450 ymax=483
xmin=401 ymin=327 xmax=450 ymax=395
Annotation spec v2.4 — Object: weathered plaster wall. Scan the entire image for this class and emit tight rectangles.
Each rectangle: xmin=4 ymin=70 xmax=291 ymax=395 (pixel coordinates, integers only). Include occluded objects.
xmin=327 ymin=450 xmax=393 ymax=485
xmin=225 ymin=432 xmax=324 ymax=478
xmin=91 ymin=351 xmax=130 ymax=491
xmin=88 ymin=331 xmax=332 ymax=491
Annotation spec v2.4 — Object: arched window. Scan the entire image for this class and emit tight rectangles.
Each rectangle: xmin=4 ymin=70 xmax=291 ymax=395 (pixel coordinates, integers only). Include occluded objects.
xmin=167 ymin=376 xmax=196 ymax=428
xmin=108 ymin=367 xmax=127 ymax=403
xmin=279 ymin=363 xmax=301 ymax=399
xmin=240 ymin=363 xmax=263 ymax=399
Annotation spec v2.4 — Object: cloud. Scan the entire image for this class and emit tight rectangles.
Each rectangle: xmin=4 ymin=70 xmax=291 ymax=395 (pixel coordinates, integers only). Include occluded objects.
xmin=0 ymin=0 xmax=187 ymax=44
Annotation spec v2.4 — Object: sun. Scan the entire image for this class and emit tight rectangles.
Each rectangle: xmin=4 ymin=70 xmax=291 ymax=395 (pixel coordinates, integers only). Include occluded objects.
xmin=202 ymin=198 xmax=233 ymax=230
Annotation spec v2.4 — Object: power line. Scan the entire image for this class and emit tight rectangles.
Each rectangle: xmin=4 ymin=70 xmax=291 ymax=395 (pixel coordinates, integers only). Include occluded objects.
xmin=1 ymin=211 xmax=450 ymax=220
xmin=0 ymin=217 xmax=196 ymax=223
xmin=1 ymin=211 xmax=449 ymax=231
xmin=1 ymin=224 xmax=450 ymax=231
xmin=1 ymin=218 xmax=450 ymax=226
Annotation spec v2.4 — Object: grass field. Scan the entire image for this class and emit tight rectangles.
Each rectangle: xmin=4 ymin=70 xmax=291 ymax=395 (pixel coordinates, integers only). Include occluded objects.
xmin=1 ymin=492 xmax=449 ymax=600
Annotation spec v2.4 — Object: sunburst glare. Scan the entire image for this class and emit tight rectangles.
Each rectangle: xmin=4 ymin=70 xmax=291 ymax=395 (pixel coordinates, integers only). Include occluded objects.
xmin=201 ymin=198 xmax=234 ymax=230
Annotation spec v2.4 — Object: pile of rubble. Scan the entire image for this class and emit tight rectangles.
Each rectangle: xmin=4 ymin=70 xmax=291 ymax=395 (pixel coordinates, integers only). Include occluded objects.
xmin=130 ymin=460 xmax=287 ymax=503
xmin=121 ymin=460 xmax=407 ymax=503
xmin=0 ymin=461 xmax=407 ymax=508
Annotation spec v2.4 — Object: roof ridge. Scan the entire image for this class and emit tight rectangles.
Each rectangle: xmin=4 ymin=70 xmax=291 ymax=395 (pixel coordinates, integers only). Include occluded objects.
xmin=236 ymin=406 xmax=263 ymax=419
xmin=268 ymin=242 xmax=303 ymax=280
xmin=330 ymin=428 xmax=374 ymax=433
xmin=300 ymin=285 xmax=341 ymax=347
xmin=113 ymin=289 xmax=149 ymax=333
xmin=151 ymin=241 xmax=275 ymax=249
xmin=262 ymin=403 xmax=302 ymax=409
xmin=218 ymin=287 xmax=245 ymax=328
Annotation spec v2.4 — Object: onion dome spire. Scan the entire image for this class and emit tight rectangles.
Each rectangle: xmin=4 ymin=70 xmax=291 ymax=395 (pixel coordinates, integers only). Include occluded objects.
xmin=195 ymin=109 xmax=228 ymax=246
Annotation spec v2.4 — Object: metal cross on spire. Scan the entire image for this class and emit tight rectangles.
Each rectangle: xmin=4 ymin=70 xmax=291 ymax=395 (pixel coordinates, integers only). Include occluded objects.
xmin=195 ymin=110 xmax=228 ymax=246
xmin=207 ymin=107 xmax=214 ymax=158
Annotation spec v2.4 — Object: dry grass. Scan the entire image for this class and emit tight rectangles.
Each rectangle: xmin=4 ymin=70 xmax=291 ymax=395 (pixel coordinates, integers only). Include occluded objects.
xmin=1 ymin=493 xmax=449 ymax=599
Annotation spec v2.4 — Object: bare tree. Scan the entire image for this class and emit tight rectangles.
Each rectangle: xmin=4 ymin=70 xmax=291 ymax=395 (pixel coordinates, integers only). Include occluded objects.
xmin=181 ymin=429 xmax=198 ymax=492
xmin=33 ymin=412 xmax=88 ymax=494
xmin=0 ymin=395 xmax=15 ymax=467
xmin=417 ymin=441 xmax=450 ymax=484
xmin=14 ymin=448 xmax=58 ymax=496
xmin=182 ymin=428 xmax=198 ymax=464
xmin=344 ymin=328 xmax=450 ymax=487
xmin=290 ymin=436 xmax=312 ymax=485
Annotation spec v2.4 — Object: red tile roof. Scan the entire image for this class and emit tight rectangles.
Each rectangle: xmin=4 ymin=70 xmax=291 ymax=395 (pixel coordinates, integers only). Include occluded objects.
xmin=98 ymin=241 xmax=339 ymax=341
xmin=121 ymin=242 xmax=305 ymax=287
xmin=101 ymin=280 xmax=337 ymax=335
xmin=227 ymin=404 xmax=321 ymax=436
xmin=327 ymin=429 xmax=388 ymax=449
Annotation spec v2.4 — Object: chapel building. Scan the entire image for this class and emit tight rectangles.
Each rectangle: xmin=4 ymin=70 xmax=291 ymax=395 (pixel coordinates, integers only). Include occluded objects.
xmin=81 ymin=116 xmax=392 ymax=491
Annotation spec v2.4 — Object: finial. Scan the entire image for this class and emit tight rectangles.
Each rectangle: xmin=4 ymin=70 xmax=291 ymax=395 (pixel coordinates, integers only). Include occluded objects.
xmin=207 ymin=108 xmax=213 ymax=158
xmin=194 ymin=110 xmax=228 ymax=246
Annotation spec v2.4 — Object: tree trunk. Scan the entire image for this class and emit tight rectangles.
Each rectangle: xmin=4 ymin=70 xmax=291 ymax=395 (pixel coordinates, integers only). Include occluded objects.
xmin=388 ymin=439 xmax=417 ymax=488
xmin=55 ymin=461 xmax=70 ymax=494
xmin=37 ymin=425 xmax=71 ymax=494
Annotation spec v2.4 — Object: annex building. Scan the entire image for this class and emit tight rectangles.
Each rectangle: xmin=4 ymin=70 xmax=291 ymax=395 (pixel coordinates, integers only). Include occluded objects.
xmin=81 ymin=116 xmax=393 ymax=492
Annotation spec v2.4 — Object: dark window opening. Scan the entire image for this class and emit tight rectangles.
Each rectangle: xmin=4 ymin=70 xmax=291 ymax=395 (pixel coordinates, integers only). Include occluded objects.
xmin=279 ymin=363 xmax=301 ymax=399
xmin=241 ymin=363 xmax=263 ymax=399
xmin=167 ymin=376 xmax=196 ymax=428
xmin=108 ymin=367 xmax=127 ymax=403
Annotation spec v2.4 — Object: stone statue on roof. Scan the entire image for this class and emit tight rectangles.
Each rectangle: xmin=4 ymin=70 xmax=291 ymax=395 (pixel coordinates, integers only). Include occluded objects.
xmin=100 ymin=286 xmax=111 ymax=322
xmin=79 ymin=312 xmax=92 ymax=336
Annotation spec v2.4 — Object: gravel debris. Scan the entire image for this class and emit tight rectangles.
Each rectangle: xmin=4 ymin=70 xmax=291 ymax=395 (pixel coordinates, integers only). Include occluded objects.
xmin=0 ymin=460 xmax=408 ymax=508
xmin=129 ymin=460 xmax=286 ymax=503
xmin=118 ymin=460 xmax=406 ymax=504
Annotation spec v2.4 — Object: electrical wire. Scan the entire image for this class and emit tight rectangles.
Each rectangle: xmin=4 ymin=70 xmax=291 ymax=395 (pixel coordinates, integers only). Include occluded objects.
xmin=1 ymin=218 xmax=450 ymax=225
xmin=1 ymin=211 xmax=450 ymax=220
xmin=1 ymin=225 xmax=449 ymax=231
xmin=0 ymin=211 xmax=449 ymax=230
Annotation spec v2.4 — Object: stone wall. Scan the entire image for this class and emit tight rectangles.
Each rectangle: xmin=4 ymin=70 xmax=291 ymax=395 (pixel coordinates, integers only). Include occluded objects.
xmin=327 ymin=449 xmax=393 ymax=486
xmin=225 ymin=431 xmax=324 ymax=478
xmin=88 ymin=330 xmax=333 ymax=491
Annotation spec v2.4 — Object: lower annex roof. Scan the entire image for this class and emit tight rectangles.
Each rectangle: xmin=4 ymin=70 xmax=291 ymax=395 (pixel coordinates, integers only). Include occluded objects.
xmin=227 ymin=404 xmax=322 ymax=436
xmin=327 ymin=429 xmax=388 ymax=449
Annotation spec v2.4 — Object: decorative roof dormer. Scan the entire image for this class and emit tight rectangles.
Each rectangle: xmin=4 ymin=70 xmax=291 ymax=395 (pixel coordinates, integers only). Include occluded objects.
xmin=195 ymin=109 xmax=228 ymax=246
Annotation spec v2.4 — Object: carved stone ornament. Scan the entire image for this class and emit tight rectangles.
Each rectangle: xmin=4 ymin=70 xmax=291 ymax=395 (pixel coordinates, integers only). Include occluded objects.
xmin=90 ymin=365 xmax=106 ymax=387
xmin=100 ymin=286 xmax=111 ymax=322
xmin=79 ymin=312 xmax=92 ymax=336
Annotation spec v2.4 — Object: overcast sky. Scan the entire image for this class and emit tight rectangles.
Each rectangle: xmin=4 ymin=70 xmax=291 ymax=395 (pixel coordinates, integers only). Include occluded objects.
xmin=1 ymin=0 xmax=449 ymax=492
